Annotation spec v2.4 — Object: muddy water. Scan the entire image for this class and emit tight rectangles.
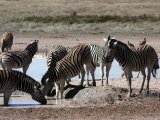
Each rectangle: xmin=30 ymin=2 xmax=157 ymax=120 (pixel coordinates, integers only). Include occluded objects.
xmin=0 ymin=96 xmax=72 ymax=107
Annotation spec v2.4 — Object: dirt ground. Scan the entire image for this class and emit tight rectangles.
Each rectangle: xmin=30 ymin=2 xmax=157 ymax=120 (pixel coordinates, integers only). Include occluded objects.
xmin=1 ymin=34 xmax=160 ymax=120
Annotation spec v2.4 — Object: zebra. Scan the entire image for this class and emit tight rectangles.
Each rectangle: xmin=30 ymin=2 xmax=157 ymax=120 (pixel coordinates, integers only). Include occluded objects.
xmin=103 ymin=36 xmax=159 ymax=97
xmin=47 ymin=45 xmax=68 ymax=68
xmin=121 ymin=41 xmax=136 ymax=78
xmin=0 ymin=32 xmax=13 ymax=52
xmin=122 ymin=39 xmax=156 ymax=78
xmin=85 ymin=44 xmax=113 ymax=86
xmin=0 ymin=69 xmax=47 ymax=106
xmin=0 ymin=40 xmax=38 ymax=74
xmin=41 ymin=44 xmax=93 ymax=99
xmin=47 ymin=45 xmax=80 ymax=84
xmin=45 ymin=45 xmax=69 ymax=95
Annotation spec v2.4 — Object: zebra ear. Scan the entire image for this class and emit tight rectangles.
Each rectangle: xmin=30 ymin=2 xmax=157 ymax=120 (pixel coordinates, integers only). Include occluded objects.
xmin=103 ymin=38 xmax=107 ymax=42
xmin=31 ymin=40 xmax=34 ymax=43
xmin=108 ymin=35 xmax=111 ymax=40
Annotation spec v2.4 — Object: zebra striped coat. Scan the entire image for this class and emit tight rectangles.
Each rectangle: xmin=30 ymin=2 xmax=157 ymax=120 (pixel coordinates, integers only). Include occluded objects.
xmin=0 ymin=70 xmax=47 ymax=106
xmin=47 ymin=45 xmax=68 ymax=68
xmin=0 ymin=32 xmax=13 ymax=52
xmin=0 ymin=40 xmax=38 ymax=74
xmin=43 ymin=45 xmax=68 ymax=95
xmin=86 ymin=44 xmax=113 ymax=86
xmin=104 ymin=36 xmax=159 ymax=97
xmin=41 ymin=44 xmax=92 ymax=99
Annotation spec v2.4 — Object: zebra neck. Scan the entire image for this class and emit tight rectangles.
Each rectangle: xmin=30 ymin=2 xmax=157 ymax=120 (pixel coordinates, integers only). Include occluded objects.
xmin=25 ymin=48 xmax=37 ymax=57
xmin=47 ymin=68 xmax=58 ymax=81
xmin=16 ymin=76 xmax=33 ymax=95
xmin=115 ymin=48 xmax=132 ymax=69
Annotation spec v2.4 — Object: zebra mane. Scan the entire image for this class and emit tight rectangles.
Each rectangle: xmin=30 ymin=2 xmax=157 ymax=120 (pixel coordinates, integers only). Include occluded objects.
xmin=117 ymin=40 xmax=129 ymax=48
xmin=109 ymin=39 xmax=130 ymax=50
xmin=25 ymin=41 xmax=38 ymax=50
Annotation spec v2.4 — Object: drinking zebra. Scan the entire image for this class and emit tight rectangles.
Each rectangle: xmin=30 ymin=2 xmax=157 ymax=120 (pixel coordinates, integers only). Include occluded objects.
xmin=0 ymin=40 xmax=38 ymax=74
xmin=0 ymin=70 xmax=47 ymax=106
xmin=104 ymin=36 xmax=159 ymax=97
xmin=0 ymin=32 xmax=13 ymax=52
xmin=86 ymin=44 xmax=113 ymax=86
xmin=41 ymin=44 xmax=93 ymax=99
xmin=44 ymin=45 xmax=69 ymax=95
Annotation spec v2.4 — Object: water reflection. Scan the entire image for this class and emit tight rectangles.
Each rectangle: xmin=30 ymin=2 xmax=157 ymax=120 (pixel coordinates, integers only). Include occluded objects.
xmin=0 ymin=96 xmax=40 ymax=107
xmin=0 ymin=96 xmax=73 ymax=107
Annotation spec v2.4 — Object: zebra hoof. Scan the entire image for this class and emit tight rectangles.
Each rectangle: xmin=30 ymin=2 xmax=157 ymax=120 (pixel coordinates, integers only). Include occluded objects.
xmin=105 ymin=83 xmax=109 ymax=85
xmin=92 ymin=82 xmax=96 ymax=86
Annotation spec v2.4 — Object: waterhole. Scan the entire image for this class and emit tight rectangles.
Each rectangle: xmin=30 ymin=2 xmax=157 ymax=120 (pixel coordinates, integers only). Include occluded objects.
xmin=0 ymin=53 xmax=160 ymax=106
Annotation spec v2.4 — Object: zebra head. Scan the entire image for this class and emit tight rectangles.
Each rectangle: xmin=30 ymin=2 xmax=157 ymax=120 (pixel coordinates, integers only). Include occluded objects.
xmin=103 ymin=35 xmax=118 ymax=62
xmin=32 ymin=82 xmax=47 ymax=105
xmin=25 ymin=40 xmax=39 ymax=51
xmin=41 ymin=71 xmax=55 ymax=96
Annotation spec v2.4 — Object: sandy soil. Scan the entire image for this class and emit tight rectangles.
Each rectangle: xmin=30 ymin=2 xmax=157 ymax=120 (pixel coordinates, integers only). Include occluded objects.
xmin=1 ymin=34 xmax=160 ymax=120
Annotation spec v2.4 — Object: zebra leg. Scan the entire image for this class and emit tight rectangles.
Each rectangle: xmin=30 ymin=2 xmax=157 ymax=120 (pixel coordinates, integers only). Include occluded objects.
xmin=101 ymin=63 xmax=104 ymax=86
xmin=126 ymin=71 xmax=132 ymax=97
xmin=23 ymin=64 xmax=30 ymax=74
xmin=90 ymin=66 xmax=96 ymax=86
xmin=146 ymin=69 xmax=152 ymax=94
xmin=121 ymin=73 xmax=125 ymax=78
xmin=139 ymin=70 xmax=146 ymax=93
xmin=78 ymin=73 xmax=81 ymax=79
xmin=54 ymin=82 xmax=59 ymax=99
xmin=80 ymin=67 xmax=85 ymax=86
xmin=86 ymin=65 xmax=90 ymax=86
xmin=66 ymin=79 xmax=71 ymax=85
xmin=105 ymin=63 xmax=111 ymax=85
xmin=60 ymin=79 xmax=65 ymax=99
xmin=137 ymin=71 xmax=140 ymax=78
xmin=4 ymin=91 xmax=12 ymax=106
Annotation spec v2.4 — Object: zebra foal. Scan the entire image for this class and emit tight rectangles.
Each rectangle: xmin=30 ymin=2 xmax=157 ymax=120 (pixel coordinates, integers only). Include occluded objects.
xmin=0 ymin=32 xmax=13 ymax=52
xmin=0 ymin=70 xmax=47 ymax=106
xmin=41 ymin=44 xmax=92 ymax=99
xmin=104 ymin=36 xmax=159 ymax=97
xmin=0 ymin=40 xmax=38 ymax=74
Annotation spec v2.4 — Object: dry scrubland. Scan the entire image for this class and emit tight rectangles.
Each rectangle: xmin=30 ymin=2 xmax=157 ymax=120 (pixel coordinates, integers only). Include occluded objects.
xmin=0 ymin=0 xmax=160 ymax=37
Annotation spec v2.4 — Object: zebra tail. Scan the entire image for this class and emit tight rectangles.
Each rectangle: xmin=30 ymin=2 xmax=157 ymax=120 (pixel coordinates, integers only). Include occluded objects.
xmin=152 ymin=60 xmax=159 ymax=78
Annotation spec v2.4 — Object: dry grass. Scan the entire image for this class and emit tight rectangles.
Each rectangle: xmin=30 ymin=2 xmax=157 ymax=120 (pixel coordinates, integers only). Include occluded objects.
xmin=0 ymin=0 xmax=160 ymax=36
